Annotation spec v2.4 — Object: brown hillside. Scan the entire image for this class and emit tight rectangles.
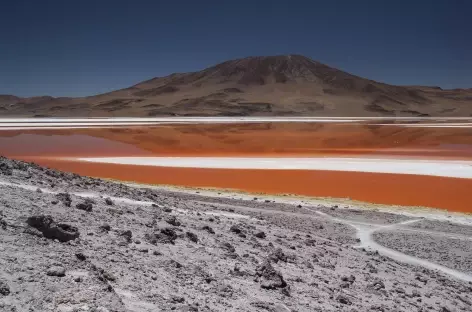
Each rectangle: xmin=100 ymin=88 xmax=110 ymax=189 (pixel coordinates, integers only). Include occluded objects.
xmin=1 ymin=55 xmax=471 ymax=117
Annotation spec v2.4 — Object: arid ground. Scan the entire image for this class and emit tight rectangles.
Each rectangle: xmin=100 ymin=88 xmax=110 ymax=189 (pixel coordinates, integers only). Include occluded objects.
xmin=1 ymin=156 xmax=472 ymax=311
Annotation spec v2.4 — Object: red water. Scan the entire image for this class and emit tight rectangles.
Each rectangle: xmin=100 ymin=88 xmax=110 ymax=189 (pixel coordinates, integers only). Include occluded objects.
xmin=1 ymin=123 xmax=472 ymax=212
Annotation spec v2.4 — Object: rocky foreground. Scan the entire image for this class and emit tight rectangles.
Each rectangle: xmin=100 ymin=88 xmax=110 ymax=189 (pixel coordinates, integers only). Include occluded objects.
xmin=1 ymin=156 xmax=472 ymax=312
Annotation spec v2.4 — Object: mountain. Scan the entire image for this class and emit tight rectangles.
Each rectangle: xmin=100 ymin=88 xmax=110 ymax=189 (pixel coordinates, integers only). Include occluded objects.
xmin=2 ymin=55 xmax=471 ymax=117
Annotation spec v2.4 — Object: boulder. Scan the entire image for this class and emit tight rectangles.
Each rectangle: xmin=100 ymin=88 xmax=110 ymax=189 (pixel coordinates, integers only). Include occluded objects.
xmin=165 ymin=216 xmax=181 ymax=226
xmin=201 ymin=225 xmax=215 ymax=234
xmin=186 ymin=231 xmax=198 ymax=243
xmin=0 ymin=280 xmax=10 ymax=296
xmin=26 ymin=215 xmax=79 ymax=242
xmin=56 ymin=193 xmax=72 ymax=207
xmin=47 ymin=266 xmax=66 ymax=277
xmin=256 ymin=259 xmax=287 ymax=289
xmin=76 ymin=200 xmax=93 ymax=212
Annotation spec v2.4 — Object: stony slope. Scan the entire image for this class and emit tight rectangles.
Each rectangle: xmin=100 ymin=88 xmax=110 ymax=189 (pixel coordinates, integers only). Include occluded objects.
xmin=2 ymin=55 xmax=472 ymax=117
xmin=1 ymin=156 xmax=472 ymax=311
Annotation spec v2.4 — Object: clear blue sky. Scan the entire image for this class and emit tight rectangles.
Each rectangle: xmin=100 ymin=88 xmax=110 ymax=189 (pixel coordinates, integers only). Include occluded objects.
xmin=0 ymin=0 xmax=470 ymax=97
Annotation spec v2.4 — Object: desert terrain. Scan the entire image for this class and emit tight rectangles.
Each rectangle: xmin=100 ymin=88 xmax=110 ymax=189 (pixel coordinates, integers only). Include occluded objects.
xmin=1 ymin=55 xmax=472 ymax=118
xmin=1 ymin=156 xmax=472 ymax=312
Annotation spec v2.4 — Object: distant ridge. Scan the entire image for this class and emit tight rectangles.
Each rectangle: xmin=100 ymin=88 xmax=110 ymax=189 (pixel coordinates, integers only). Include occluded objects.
xmin=2 ymin=55 xmax=472 ymax=117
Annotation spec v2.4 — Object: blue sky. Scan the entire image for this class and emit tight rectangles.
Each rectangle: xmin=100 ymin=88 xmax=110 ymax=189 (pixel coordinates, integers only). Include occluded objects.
xmin=0 ymin=0 xmax=470 ymax=97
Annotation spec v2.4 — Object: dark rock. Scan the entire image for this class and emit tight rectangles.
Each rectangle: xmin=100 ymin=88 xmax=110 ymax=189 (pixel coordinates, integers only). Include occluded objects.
xmin=120 ymin=230 xmax=133 ymax=242
xmin=231 ymin=263 xmax=245 ymax=276
xmin=280 ymin=286 xmax=291 ymax=297
xmin=171 ymin=296 xmax=185 ymax=303
xmin=75 ymin=253 xmax=87 ymax=261
xmin=250 ymin=302 xmax=272 ymax=310
xmin=186 ymin=231 xmax=198 ymax=243
xmin=145 ymin=227 xmax=177 ymax=245
xmin=56 ymin=193 xmax=72 ymax=207
xmin=394 ymin=287 xmax=405 ymax=294
xmin=201 ymin=225 xmax=215 ymax=234
xmin=0 ymin=280 xmax=10 ymax=296
xmin=161 ymin=227 xmax=177 ymax=239
xmin=268 ymin=248 xmax=288 ymax=263
xmin=103 ymin=271 xmax=116 ymax=282
xmin=47 ymin=266 xmax=66 ymax=277
xmin=415 ymin=273 xmax=428 ymax=284
xmin=337 ymin=294 xmax=352 ymax=305
xmin=0 ymin=162 xmax=13 ymax=175
xmin=0 ymin=217 xmax=7 ymax=230
xmin=105 ymin=198 xmax=114 ymax=205
xmin=26 ymin=215 xmax=79 ymax=242
xmin=341 ymin=275 xmax=356 ymax=284
xmin=76 ymin=200 xmax=93 ymax=212
xmin=163 ymin=207 xmax=172 ymax=213
xmin=221 ymin=242 xmax=236 ymax=253
xmin=100 ymin=223 xmax=111 ymax=232
xmin=369 ymin=279 xmax=385 ymax=291
xmin=256 ymin=259 xmax=287 ymax=289
xmin=137 ymin=246 xmax=148 ymax=253
xmin=166 ymin=215 xmax=181 ymax=226
xmin=165 ymin=259 xmax=183 ymax=269
xmin=230 ymin=225 xmax=242 ymax=234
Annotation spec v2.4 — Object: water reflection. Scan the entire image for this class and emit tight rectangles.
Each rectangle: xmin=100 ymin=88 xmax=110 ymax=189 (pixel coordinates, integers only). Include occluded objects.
xmin=1 ymin=122 xmax=472 ymax=212
xmin=1 ymin=122 xmax=472 ymax=158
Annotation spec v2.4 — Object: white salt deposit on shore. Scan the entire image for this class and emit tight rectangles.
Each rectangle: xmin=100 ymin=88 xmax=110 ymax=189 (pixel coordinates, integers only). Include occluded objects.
xmin=74 ymin=156 xmax=472 ymax=179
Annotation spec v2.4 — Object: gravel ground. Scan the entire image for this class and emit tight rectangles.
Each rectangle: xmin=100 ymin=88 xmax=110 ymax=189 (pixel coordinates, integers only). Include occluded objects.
xmin=1 ymin=156 xmax=472 ymax=312
xmin=317 ymin=206 xmax=415 ymax=225
xmin=405 ymin=219 xmax=472 ymax=236
xmin=373 ymin=230 xmax=472 ymax=274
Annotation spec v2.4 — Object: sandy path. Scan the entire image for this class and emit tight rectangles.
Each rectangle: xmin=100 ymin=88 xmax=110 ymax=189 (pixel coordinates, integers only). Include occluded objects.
xmin=305 ymin=208 xmax=472 ymax=282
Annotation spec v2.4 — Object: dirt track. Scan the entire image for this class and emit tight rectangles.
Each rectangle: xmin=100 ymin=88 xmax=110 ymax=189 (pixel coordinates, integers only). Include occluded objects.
xmin=1 ymin=156 xmax=472 ymax=311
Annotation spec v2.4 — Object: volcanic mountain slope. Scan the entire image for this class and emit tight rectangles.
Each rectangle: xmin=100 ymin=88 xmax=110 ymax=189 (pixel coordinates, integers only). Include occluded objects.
xmin=2 ymin=55 xmax=472 ymax=117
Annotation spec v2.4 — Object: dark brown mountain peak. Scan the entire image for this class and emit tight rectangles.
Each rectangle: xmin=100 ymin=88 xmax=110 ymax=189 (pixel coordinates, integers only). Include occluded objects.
xmin=202 ymin=54 xmax=324 ymax=85
xmin=133 ymin=54 xmax=368 ymax=90
xmin=172 ymin=54 xmax=370 ymax=90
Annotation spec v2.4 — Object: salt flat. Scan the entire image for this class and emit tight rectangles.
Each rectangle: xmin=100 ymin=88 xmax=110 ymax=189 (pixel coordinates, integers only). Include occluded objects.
xmin=75 ymin=156 xmax=472 ymax=179
xmin=1 ymin=116 xmax=472 ymax=130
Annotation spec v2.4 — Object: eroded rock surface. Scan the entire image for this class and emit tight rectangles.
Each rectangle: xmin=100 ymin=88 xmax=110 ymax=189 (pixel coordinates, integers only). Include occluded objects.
xmin=0 ymin=156 xmax=471 ymax=311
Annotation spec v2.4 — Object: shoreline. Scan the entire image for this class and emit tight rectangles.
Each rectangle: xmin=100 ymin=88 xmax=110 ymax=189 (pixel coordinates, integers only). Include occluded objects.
xmin=123 ymin=181 xmax=472 ymax=225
